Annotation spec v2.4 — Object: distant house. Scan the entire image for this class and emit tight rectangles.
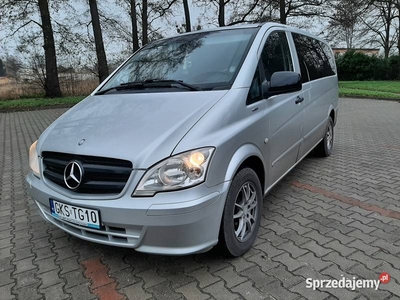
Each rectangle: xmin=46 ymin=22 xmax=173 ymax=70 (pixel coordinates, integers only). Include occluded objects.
xmin=332 ymin=48 xmax=380 ymax=57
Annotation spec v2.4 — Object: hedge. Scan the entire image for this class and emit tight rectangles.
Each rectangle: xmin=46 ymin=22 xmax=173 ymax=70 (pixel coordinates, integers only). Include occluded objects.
xmin=336 ymin=50 xmax=400 ymax=81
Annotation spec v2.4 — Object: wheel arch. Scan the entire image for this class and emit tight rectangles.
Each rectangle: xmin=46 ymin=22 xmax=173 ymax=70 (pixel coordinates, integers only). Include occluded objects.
xmin=329 ymin=109 xmax=335 ymax=123
xmin=328 ymin=104 xmax=337 ymax=126
xmin=224 ymin=144 xmax=266 ymax=193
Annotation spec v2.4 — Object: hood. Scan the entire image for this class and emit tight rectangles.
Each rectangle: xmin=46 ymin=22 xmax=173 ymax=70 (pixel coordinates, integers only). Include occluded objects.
xmin=38 ymin=91 xmax=227 ymax=168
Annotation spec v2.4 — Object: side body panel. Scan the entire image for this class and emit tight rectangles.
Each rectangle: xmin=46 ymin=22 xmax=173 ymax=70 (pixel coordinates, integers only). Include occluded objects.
xmin=299 ymin=76 xmax=338 ymax=158
xmin=265 ymin=92 xmax=304 ymax=186
xmin=262 ymin=30 xmax=305 ymax=186
xmin=287 ymin=29 xmax=339 ymax=159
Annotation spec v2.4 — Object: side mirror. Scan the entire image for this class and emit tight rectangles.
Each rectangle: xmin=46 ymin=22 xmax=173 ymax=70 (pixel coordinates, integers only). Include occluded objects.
xmin=268 ymin=71 xmax=302 ymax=96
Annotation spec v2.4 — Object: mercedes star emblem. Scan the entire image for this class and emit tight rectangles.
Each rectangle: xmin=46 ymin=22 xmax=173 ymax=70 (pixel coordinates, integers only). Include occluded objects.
xmin=64 ymin=161 xmax=83 ymax=190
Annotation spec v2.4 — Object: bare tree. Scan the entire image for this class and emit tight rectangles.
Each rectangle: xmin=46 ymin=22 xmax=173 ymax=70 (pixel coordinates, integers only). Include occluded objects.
xmin=325 ymin=0 xmax=366 ymax=48
xmin=228 ymin=0 xmax=268 ymax=25
xmin=280 ymin=0 xmax=286 ymax=24
xmin=224 ymin=0 xmax=328 ymax=27
xmin=4 ymin=56 xmax=23 ymax=79
xmin=139 ymin=0 xmax=178 ymax=44
xmin=130 ymin=0 xmax=140 ymax=51
xmin=38 ymin=0 xmax=63 ymax=97
xmin=0 ymin=0 xmax=63 ymax=97
xmin=109 ymin=0 xmax=140 ymax=52
xmin=360 ymin=0 xmax=397 ymax=58
xmin=0 ymin=59 xmax=5 ymax=77
xmin=393 ymin=0 xmax=400 ymax=54
xmin=218 ymin=0 xmax=229 ymax=26
xmin=229 ymin=0 xmax=327 ymax=25
xmin=195 ymin=0 xmax=231 ymax=26
xmin=109 ymin=0 xmax=178 ymax=52
xmin=183 ymin=0 xmax=192 ymax=31
xmin=29 ymin=53 xmax=46 ymax=90
xmin=280 ymin=0 xmax=326 ymax=25
xmin=89 ymin=0 xmax=109 ymax=83
xmin=142 ymin=0 xmax=149 ymax=45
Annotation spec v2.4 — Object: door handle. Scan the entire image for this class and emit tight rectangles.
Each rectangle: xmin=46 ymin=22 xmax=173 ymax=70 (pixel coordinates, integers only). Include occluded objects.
xmin=295 ymin=96 xmax=304 ymax=104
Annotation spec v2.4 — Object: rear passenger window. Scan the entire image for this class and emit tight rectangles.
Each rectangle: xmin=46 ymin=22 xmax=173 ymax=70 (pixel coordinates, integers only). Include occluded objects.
xmin=292 ymin=33 xmax=335 ymax=82
xmin=320 ymin=42 xmax=337 ymax=75
xmin=261 ymin=32 xmax=293 ymax=81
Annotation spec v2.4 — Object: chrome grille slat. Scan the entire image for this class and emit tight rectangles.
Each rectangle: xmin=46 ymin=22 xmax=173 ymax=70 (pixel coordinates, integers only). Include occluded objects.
xmin=43 ymin=169 xmax=64 ymax=184
xmin=42 ymin=151 xmax=132 ymax=194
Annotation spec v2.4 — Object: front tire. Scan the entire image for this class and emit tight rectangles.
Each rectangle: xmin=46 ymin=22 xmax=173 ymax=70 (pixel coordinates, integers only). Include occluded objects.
xmin=219 ymin=168 xmax=262 ymax=257
xmin=315 ymin=117 xmax=334 ymax=157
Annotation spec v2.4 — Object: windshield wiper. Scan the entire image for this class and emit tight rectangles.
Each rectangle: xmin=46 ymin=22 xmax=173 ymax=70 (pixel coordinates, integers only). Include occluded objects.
xmin=96 ymin=79 xmax=201 ymax=95
xmin=142 ymin=79 xmax=202 ymax=91
xmin=95 ymin=82 xmax=144 ymax=95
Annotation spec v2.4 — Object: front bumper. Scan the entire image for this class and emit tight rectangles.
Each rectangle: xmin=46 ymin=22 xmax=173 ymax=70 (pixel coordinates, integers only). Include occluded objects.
xmin=26 ymin=172 xmax=230 ymax=255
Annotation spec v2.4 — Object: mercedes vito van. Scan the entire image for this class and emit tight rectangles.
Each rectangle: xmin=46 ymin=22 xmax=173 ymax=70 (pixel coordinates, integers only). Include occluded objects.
xmin=27 ymin=23 xmax=338 ymax=256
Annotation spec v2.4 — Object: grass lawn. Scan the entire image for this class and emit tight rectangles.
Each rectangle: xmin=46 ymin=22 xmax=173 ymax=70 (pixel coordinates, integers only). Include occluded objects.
xmin=339 ymin=81 xmax=400 ymax=100
xmin=0 ymin=96 xmax=85 ymax=110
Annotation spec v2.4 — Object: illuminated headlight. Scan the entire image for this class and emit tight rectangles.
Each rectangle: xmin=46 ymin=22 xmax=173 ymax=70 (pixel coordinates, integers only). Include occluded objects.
xmin=29 ymin=140 xmax=40 ymax=178
xmin=133 ymin=147 xmax=215 ymax=196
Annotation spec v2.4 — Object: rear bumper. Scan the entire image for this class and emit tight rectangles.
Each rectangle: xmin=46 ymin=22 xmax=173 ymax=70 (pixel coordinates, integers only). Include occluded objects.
xmin=26 ymin=172 xmax=230 ymax=255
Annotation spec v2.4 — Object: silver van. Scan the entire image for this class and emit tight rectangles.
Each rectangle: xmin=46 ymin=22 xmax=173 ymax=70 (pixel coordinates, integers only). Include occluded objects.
xmin=27 ymin=23 xmax=338 ymax=256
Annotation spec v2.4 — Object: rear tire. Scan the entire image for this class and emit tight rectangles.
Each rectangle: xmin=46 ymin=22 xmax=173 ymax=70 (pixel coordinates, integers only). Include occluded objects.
xmin=219 ymin=168 xmax=262 ymax=257
xmin=315 ymin=117 xmax=334 ymax=157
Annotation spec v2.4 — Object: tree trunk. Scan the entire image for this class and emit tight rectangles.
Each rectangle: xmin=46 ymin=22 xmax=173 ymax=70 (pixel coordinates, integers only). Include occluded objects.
xmin=142 ymin=0 xmax=148 ymax=45
xmin=384 ymin=1 xmax=394 ymax=59
xmin=218 ymin=0 xmax=225 ymax=27
xmin=398 ymin=15 xmax=400 ymax=55
xmin=183 ymin=0 xmax=191 ymax=32
xmin=130 ymin=0 xmax=140 ymax=51
xmin=38 ymin=0 xmax=62 ymax=98
xmin=89 ymin=0 xmax=109 ymax=83
xmin=280 ymin=0 xmax=286 ymax=24
xmin=384 ymin=21 xmax=391 ymax=58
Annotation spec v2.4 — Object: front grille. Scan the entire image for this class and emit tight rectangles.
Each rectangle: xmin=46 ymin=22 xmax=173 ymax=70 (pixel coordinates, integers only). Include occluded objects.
xmin=42 ymin=151 xmax=133 ymax=194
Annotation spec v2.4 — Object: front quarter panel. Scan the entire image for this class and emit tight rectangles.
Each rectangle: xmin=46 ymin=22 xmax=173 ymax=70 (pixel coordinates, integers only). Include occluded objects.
xmin=223 ymin=143 xmax=265 ymax=184
xmin=173 ymin=88 xmax=269 ymax=189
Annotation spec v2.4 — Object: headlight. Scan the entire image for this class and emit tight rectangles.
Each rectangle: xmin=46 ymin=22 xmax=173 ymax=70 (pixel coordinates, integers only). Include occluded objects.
xmin=133 ymin=147 xmax=215 ymax=196
xmin=29 ymin=140 xmax=40 ymax=178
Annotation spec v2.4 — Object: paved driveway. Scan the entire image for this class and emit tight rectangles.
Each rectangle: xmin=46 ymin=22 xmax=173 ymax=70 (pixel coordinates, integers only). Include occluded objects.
xmin=1 ymin=98 xmax=400 ymax=300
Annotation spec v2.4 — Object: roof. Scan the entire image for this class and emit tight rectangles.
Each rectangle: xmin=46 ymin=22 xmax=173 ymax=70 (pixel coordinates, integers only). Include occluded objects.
xmin=154 ymin=22 xmax=328 ymax=46
xmin=173 ymin=22 xmax=288 ymax=36
xmin=332 ymin=48 xmax=380 ymax=51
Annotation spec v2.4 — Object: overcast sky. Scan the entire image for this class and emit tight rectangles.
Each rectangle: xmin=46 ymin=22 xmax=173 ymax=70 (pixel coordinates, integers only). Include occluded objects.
xmin=0 ymin=0 xmax=330 ymax=64
xmin=0 ymin=0 xmax=208 ymax=59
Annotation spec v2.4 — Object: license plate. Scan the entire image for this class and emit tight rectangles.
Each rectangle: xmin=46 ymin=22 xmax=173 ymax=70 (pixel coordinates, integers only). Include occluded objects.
xmin=49 ymin=199 xmax=101 ymax=229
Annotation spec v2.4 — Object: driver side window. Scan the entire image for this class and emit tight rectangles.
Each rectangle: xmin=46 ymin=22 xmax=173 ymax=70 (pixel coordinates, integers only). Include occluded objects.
xmin=261 ymin=31 xmax=293 ymax=81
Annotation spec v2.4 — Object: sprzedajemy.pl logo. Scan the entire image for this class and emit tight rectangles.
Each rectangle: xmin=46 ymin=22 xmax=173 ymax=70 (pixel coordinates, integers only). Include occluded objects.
xmin=306 ymin=273 xmax=391 ymax=291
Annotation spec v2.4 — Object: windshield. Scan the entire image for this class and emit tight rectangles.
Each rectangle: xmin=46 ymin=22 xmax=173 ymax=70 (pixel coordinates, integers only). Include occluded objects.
xmin=99 ymin=28 xmax=258 ymax=92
